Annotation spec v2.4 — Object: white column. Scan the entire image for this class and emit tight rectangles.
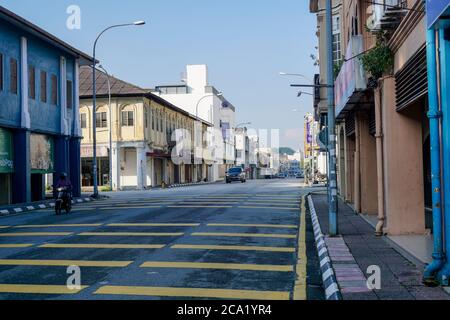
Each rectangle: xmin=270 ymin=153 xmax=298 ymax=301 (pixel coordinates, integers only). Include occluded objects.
xmin=20 ymin=37 xmax=30 ymax=129
xmin=60 ymin=56 xmax=68 ymax=135
xmin=73 ymin=60 xmax=81 ymax=137
xmin=112 ymin=144 xmax=121 ymax=191
xmin=136 ymin=146 xmax=147 ymax=190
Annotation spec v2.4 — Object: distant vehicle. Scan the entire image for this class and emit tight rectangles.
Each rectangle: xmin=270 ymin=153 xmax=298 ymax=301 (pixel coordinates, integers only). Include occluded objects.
xmin=296 ymin=172 xmax=305 ymax=179
xmin=226 ymin=167 xmax=247 ymax=184
xmin=277 ymin=173 xmax=287 ymax=179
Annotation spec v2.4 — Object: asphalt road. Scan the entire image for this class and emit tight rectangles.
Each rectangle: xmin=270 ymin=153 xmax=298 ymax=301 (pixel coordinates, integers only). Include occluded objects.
xmin=0 ymin=179 xmax=324 ymax=300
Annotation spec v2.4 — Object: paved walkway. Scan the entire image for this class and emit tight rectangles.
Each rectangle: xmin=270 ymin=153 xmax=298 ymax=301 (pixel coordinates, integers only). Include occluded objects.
xmin=310 ymin=193 xmax=450 ymax=300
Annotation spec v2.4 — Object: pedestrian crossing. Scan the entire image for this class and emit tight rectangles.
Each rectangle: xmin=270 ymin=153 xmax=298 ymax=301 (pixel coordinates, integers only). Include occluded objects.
xmin=63 ymin=193 xmax=301 ymax=211
xmin=0 ymin=192 xmax=306 ymax=300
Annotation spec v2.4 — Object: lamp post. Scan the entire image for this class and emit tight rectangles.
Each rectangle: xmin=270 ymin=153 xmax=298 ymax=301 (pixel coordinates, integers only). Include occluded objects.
xmin=97 ymin=65 xmax=112 ymax=192
xmin=91 ymin=20 xmax=145 ymax=198
xmin=325 ymin=0 xmax=338 ymax=236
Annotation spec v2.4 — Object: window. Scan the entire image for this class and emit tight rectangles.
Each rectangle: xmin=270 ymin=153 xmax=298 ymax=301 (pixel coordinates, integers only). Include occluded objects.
xmin=40 ymin=71 xmax=47 ymax=103
xmin=96 ymin=112 xmax=107 ymax=128
xmin=50 ymin=74 xmax=57 ymax=105
xmin=145 ymin=108 xmax=148 ymax=128
xmin=156 ymin=112 xmax=160 ymax=131
xmin=151 ymin=110 xmax=155 ymax=130
xmin=80 ymin=113 xmax=87 ymax=129
xmin=28 ymin=66 xmax=36 ymax=99
xmin=122 ymin=111 xmax=134 ymax=127
xmin=10 ymin=58 xmax=18 ymax=94
xmin=0 ymin=53 xmax=3 ymax=91
xmin=66 ymin=80 xmax=73 ymax=108
xmin=332 ymin=15 xmax=342 ymax=66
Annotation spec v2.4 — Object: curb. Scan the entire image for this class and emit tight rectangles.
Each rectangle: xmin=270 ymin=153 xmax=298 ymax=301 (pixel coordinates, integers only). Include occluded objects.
xmin=0 ymin=197 xmax=99 ymax=217
xmin=307 ymin=194 xmax=342 ymax=300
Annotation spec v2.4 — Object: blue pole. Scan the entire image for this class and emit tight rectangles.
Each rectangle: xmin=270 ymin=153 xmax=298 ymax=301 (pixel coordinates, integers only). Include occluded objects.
xmin=423 ymin=28 xmax=445 ymax=286
xmin=437 ymin=21 xmax=450 ymax=286
xmin=326 ymin=0 xmax=338 ymax=236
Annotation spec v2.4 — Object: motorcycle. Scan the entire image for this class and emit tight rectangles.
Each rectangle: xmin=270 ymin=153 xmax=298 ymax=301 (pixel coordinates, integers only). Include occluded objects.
xmin=55 ymin=187 xmax=72 ymax=215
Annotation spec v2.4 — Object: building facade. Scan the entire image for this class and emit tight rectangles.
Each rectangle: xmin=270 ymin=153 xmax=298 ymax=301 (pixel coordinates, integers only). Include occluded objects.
xmin=311 ymin=0 xmax=445 ymax=273
xmin=0 ymin=6 xmax=91 ymax=205
xmin=79 ymin=67 xmax=211 ymax=191
xmin=154 ymin=64 xmax=237 ymax=182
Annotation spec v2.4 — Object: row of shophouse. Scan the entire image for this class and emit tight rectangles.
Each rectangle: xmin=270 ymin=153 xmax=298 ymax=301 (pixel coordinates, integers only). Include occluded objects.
xmin=79 ymin=64 xmax=238 ymax=191
xmin=0 ymin=5 xmax=248 ymax=204
xmin=310 ymin=0 xmax=450 ymax=284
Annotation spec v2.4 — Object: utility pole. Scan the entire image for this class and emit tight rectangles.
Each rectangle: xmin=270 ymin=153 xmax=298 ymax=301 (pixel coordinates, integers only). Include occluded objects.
xmin=326 ymin=0 xmax=338 ymax=236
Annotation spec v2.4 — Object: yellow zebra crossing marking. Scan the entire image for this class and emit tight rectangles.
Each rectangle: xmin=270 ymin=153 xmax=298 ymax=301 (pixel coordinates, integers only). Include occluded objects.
xmin=171 ymin=244 xmax=295 ymax=253
xmin=238 ymin=206 xmax=299 ymax=211
xmin=167 ymin=206 xmax=232 ymax=209
xmin=39 ymin=243 xmax=166 ymax=249
xmin=13 ymin=224 xmax=102 ymax=228
xmin=207 ymin=223 xmax=298 ymax=229
xmin=0 ymin=284 xmax=87 ymax=294
xmin=0 ymin=232 xmax=72 ymax=237
xmin=94 ymin=285 xmax=290 ymax=300
xmin=0 ymin=259 xmax=132 ymax=267
xmin=78 ymin=232 xmax=183 ymax=237
xmin=107 ymin=223 xmax=200 ymax=227
xmin=192 ymin=232 xmax=297 ymax=239
xmin=0 ymin=244 xmax=34 ymax=248
xmin=140 ymin=261 xmax=294 ymax=272
xmin=294 ymin=196 xmax=307 ymax=300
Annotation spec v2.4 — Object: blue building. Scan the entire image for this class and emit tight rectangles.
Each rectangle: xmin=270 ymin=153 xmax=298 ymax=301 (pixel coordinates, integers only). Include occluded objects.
xmin=0 ymin=6 xmax=93 ymax=205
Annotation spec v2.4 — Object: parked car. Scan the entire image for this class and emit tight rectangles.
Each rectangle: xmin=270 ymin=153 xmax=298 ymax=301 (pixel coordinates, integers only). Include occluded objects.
xmin=226 ymin=167 xmax=247 ymax=184
xmin=296 ymin=172 xmax=305 ymax=179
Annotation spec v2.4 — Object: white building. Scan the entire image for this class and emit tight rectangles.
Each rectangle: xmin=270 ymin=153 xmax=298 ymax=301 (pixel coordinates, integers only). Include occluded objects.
xmin=154 ymin=65 xmax=236 ymax=181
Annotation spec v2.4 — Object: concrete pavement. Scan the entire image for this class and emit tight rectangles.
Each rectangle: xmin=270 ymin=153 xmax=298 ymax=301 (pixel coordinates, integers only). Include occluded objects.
xmin=0 ymin=180 xmax=323 ymax=300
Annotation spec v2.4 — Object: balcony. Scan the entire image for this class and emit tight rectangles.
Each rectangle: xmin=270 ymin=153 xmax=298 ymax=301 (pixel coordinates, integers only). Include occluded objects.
xmin=334 ymin=36 xmax=368 ymax=119
xmin=369 ymin=0 xmax=407 ymax=31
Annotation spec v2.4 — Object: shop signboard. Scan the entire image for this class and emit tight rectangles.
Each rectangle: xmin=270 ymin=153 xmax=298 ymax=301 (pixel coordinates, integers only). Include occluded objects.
xmin=30 ymin=134 xmax=54 ymax=174
xmin=0 ymin=128 xmax=14 ymax=174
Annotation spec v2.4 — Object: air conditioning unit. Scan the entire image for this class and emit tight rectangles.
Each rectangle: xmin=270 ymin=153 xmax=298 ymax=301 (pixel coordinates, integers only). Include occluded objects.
xmin=369 ymin=0 xmax=406 ymax=31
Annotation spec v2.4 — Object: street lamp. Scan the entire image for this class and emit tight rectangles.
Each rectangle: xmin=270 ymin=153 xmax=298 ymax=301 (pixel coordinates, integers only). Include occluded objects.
xmin=97 ymin=65 xmax=112 ymax=192
xmin=279 ymin=72 xmax=312 ymax=82
xmin=91 ymin=20 xmax=145 ymax=198
xmin=297 ymin=91 xmax=314 ymax=97
xmin=195 ymin=92 xmax=223 ymax=121
xmin=236 ymin=122 xmax=252 ymax=129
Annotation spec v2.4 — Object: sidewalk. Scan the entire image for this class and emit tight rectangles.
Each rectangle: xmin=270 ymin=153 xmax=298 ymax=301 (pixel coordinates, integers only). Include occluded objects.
xmin=310 ymin=193 xmax=450 ymax=300
xmin=0 ymin=193 xmax=99 ymax=217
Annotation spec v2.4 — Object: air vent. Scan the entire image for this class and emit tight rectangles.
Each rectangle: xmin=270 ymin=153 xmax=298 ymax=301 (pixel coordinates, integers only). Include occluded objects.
xmin=395 ymin=45 xmax=427 ymax=112
xmin=345 ymin=114 xmax=355 ymax=137
xmin=369 ymin=109 xmax=376 ymax=137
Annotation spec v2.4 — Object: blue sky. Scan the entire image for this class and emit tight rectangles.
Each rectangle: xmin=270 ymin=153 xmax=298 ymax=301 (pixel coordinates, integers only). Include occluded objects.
xmin=1 ymin=0 xmax=317 ymax=150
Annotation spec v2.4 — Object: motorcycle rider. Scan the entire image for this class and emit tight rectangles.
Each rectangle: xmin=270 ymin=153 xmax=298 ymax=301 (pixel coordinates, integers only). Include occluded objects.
xmin=56 ymin=172 xmax=72 ymax=190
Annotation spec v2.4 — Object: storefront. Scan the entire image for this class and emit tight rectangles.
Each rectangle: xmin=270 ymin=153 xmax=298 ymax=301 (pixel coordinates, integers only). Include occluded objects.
xmin=0 ymin=128 xmax=13 ymax=205
xmin=81 ymin=145 xmax=110 ymax=187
